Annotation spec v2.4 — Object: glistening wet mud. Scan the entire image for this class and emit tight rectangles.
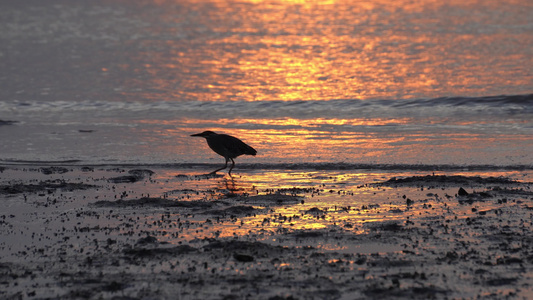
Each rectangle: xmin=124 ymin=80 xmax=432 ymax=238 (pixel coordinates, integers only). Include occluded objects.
xmin=1 ymin=165 xmax=532 ymax=299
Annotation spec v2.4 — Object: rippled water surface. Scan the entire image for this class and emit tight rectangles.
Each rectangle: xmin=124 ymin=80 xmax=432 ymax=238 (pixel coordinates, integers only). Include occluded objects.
xmin=0 ymin=0 xmax=532 ymax=166
xmin=2 ymin=0 xmax=532 ymax=101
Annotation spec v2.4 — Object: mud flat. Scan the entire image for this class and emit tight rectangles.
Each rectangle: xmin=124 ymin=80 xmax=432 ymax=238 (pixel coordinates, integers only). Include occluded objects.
xmin=1 ymin=166 xmax=532 ymax=299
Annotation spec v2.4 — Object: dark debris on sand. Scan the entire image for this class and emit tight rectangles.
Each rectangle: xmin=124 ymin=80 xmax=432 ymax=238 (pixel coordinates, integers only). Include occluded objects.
xmin=108 ymin=169 xmax=155 ymax=183
xmin=92 ymin=197 xmax=216 ymax=209
xmin=91 ymin=194 xmax=302 ymax=217
xmin=0 ymin=180 xmax=96 ymax=195
xmin=205 ymin=205 xmax=264 ymax=217
xmin=0 ymin=120 xmax=17 ymax=126
xmin=3 ymin=168 xmax=533 ymax=299
xmin=203 ymin=239 xmax=285 ymax=253
xmin=124 ymin=245 xmax=198 ymax=258
xmin=237 ymin=194 xmax=303 ymax=206
xmin=363 ymin=285 xmax=449 ymax=299
xmin=377 ymin=175 xmax=521 ymax=187
xmin=364 ymin=221 xmax=403 ymax=232
xmin=40 ymin=166 xmax=70 ymax=175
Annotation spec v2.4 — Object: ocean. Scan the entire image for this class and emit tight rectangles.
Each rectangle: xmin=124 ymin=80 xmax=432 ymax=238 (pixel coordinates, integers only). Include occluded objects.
xmin=1 ymin=0 xmax=532 ymax=168
xmin=2 ymin=2 xmax=533 ymax=297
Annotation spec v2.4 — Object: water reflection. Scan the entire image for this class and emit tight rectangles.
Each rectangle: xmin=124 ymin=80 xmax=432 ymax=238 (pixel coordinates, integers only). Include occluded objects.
xmin=133 ymin=113 xmax=532 ymax=166
xmin=138 ymin=167 xmax=533 ymax=249
xmin=117 ymin=0 xmax=532 ymax=102
xmin=2 ymin=0 xmax=530 ymax=105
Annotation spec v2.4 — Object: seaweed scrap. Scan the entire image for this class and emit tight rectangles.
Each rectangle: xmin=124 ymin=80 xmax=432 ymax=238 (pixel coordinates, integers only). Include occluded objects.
xmin=376 ymin=175 xmax=520 ymax=187
xmin=92 ymin=197 xmax=216 ymax=209
xmin=0 ymin=180 xmax=96 ymax=194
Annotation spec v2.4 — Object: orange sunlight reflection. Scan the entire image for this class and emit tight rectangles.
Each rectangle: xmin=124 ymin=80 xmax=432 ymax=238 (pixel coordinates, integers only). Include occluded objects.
xmin=126 ymin=167 xmax=533 ymax=252
xmin=135 ymin=114 xmax=528 ymax=166
xmin=119 ymin=0 xmax=532 ymax=101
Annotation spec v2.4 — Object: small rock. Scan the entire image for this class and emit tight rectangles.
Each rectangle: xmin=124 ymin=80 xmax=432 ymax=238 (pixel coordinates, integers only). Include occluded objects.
xmin=136 ymin=235 xmax=158 ymax=245
xmin=108 ymin=175 xmax=139 ymax=183
xmin=233 ymin=253 xmax=254 ymax=262
xmin=108 ymin=169 xmax=154 ymax=183
xmin=458 ymin=187 xmax=469 ymax=196
xmin=40 ymin=167 xmax=69 ymax=175
xmin=0 ymin=120 xmax=17 ymax=126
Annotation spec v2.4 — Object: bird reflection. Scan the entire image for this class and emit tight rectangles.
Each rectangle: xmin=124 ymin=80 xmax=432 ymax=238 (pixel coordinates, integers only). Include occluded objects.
xmin=190 ymin=131 xmax=257 ymax=176
xmin=221 ymin=176 xmax=238 ymax=192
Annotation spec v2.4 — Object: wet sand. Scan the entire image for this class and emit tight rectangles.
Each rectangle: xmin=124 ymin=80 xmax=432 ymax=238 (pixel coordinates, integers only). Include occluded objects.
xmin=1 ymin=165 xmax=532 ymax=299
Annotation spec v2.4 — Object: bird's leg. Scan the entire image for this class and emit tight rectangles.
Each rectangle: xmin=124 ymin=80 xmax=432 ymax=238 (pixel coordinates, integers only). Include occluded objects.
xmin=210 ymin=158 xmax=228 ymax=174
xmin=228 ymin=158 xmax=235 ymax=176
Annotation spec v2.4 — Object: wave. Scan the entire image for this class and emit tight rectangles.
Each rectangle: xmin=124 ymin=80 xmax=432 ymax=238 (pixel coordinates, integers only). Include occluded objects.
xmin=392 ymin=94 xmax=533 ymax=108
xmin=3 ymin=93 xmax=533 ymax=119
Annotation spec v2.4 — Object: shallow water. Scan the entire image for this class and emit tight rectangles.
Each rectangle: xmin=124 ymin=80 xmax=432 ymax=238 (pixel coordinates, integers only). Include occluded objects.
xmin=1 ymin=95 xmax=532 ymax=166
xmin=0 ymin=0 xmax=532 ymax=166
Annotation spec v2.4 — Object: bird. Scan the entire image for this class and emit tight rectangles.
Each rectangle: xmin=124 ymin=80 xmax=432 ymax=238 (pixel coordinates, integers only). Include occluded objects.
xmin=190 ymin=131 xmax=257 ymax=175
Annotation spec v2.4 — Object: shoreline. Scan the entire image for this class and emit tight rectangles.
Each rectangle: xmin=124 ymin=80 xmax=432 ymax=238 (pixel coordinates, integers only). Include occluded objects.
xmin=1 ymin=160 xmax=532 ymax=171
xmin=1 ymin=165 xmax=532 ymax=299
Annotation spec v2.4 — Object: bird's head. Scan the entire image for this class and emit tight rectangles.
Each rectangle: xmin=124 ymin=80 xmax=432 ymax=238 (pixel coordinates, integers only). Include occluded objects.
xmin=190 ymin=131 xmax=217 ymax=138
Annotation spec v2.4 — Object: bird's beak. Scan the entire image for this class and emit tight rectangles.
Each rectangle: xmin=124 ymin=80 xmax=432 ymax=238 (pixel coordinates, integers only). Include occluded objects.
xmin=190 ymin=133 xmax=202 ymax=137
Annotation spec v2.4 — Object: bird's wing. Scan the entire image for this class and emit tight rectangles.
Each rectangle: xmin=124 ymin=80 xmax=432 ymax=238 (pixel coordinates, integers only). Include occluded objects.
xmin=216 ymin=134 xmax=257 ymax=157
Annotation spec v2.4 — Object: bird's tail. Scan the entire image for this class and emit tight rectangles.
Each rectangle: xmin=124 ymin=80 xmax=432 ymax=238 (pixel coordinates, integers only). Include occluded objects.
xmin=245 ymin=145 xmax=257 ymax=156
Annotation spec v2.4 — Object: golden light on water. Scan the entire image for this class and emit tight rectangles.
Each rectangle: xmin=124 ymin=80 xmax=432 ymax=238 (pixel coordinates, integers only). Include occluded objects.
xmin=122 ymin=0 xmax=532 ymax=102
xmin=125 ymin=166 xmax=533 ymax=250
xmin=116 ymin=0 xmax=533 ymax=227
xmin=140 ymin=169 xmax=390 ymax=242
xmin=133 ymin=113 xmax=533 ymax=167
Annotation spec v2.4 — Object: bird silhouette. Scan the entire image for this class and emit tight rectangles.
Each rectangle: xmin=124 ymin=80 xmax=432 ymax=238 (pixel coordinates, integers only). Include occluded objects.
xmin=190 ymin=131 xmax=257 ymax=175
